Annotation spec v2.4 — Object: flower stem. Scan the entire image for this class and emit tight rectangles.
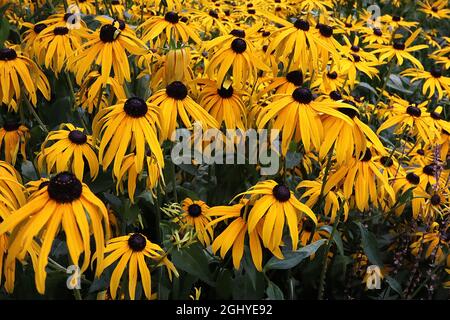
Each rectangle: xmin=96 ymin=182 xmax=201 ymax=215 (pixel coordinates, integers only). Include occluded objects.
xmin=375 ymin=60 xmax=394 ymax=107
xmin=23 ymin=96 xmax=48 ymax=134
xmin=317 ymin=207 xmax=343 ymax=300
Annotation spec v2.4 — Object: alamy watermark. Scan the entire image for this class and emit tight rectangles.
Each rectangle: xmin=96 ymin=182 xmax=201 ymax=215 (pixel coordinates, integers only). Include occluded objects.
xmin=170 ymin=122 xmax=280 ymax=175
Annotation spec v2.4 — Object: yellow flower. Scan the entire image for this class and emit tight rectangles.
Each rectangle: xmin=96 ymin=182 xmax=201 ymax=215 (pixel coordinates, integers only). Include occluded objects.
xmin=0 ymin=120 xmax=29 ymax=165
xmin=98 ymin=233 xmax=178 ymax=300
xmin=37 ymin=124 xmax=99 ymax=181
xmin=0 ymin=172 xmax=110 ymax=294
xmin=176 ymin=198 xmax=214 ymax=246
xmin=0 ymin=47 xmax=50 ymax=111
xmin=93 ymin=97 xmax=164 ymax=178
xmin=238 ymin=180 xmax=317 ymax=252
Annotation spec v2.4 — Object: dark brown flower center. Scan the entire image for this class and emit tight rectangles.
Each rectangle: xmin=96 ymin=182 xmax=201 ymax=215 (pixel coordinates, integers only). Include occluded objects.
xmin=165 ymin=11 xmax=179 ymax=23
xmin=329 ymin=90 xmax=342 ymax=101
xmin=292 ymin=87 xmax=313 ymax=104
xmin=123 ymin=97 xmax=148 ymax=117
xmin=188 ymin=204 xmax=202 ymax=217
xmin=286 ymin=70 xmax=303 ymax=86
xmin=422 ymin=164 xmax=435 ymax=176
xmin=111 ymin=0 xmax=120 ymax=4
xmin=128 ymin=233 xmax=147 ymax=251
xmin=430 ymin=66 xmax=442 ymax=78
xmin=230 ymin=29 xmax=246 ymax=38
xmin=3 ymin=120 xmax=20 ymax=131
xmin=373 ymin=28 xmax=382 ymax=36
xmin=393 ymin=41 xmax=405 ymax=50
xmin=317 ymin=24 xmax=333 ymax=37
xmin=272 ymin=184 xmax=290 ymax=202
xmin=417 ymin=149 xmax=425 ymax=155
xmin=430 ymin=194 xmax=440 ymax=205
xmin=34 ymin=23 xmax=47 ymax=34
xmin=406 ymin=172 xmax=420 ymax=185
xmin=345 ymin=22 xmax=353 ymax=28
xmin=0 ymin=48 xmax=17 ymax=61
xmin=431 ymin=7 xmax=438 ymax=13
xmin=380 ymin=156 xmax=394 ymax=167
xmin=209 ymin=10 xmax=219 ymax=18
xmin=351 ymin=45 xmax=360 ymax=52
xmin=294 ymin=19 xmax=310 ymax=31
xmin=48 ymin=172 xmax=82 ymax=203
xmin=217 ymin=85 xmax=234 ymax=98
xmin=231 ymin=38 xmax=247 ymax=53
xmin=54 ymin=27 xmax=69 ymax=35
xmin=327 ymin=71 xmax=338 ymax=79
xmin=406 ymin=106 xmax=421 ymax=117
xmin=392 ymin=15 xmax=401 ymax=22
xmin=68 ymin=130 xmax=87 ymax=144
xmin=166 ymin=81 xmax=188 ymax=100
xmin=100 ymin=24 xmax=118 ymax=42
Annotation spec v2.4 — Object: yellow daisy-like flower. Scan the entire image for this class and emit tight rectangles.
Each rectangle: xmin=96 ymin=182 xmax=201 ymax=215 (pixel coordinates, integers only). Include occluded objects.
xmin=238 ymin=180 xmax=317 ymax=252
xmin=21 ymin=22 xmax=48 ymax=64
xmin=418 ymin=0 xmax=450 ymax=19
xmin=324 ymin=149 xmax=396 ymax=212
xmin=35 ymin=25 xmax=82 ymax=75
xmin=138 ymin=11 xmax=201 ymax=45
xmin=0 ymin=172 xmax=110 ymax=294
xmin=176 ymin=198 xmax=214 ymax=246
xmin=0 ymin=47 xmax=50 ymax=111
xmin=208 ymin=201 xmax=265 ymax=271
xmin=257 ymin=87 xmax=355 ymax=155
xmin=98 ymin=233 xmax=178 ymax=300
xmin=69 ymin=21 xmax=147 ymax=84
xmin=0 ymin=120 xmax=29 ymax=165
xmin=371 ymin=28 xmax=428 ymax=69
xmin=377 ymin=98 xmax=439 ymax=145
xmin=205 ymin=29 xmax=269 ymax=88
xmin=401 ymin=65 xmax=450 ymax=99
xmin=198 ymin=79 xmax=247 ymax=130
xmin=93 ymin=97 xmax=164 ymax=178
xmin=319 ymin=98 xmax=386 ymax=164
xmin=37 ymin=123 xmax=99 ymax=181
xmin=148 ymin=81 xmax=219 ymax=141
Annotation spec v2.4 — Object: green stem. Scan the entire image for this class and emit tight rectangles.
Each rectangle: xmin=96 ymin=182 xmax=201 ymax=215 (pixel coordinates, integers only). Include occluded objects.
xmin=170 ymin=160 xmax=178 ymax=203
xmin=23 ymin=97 xmax=48 ymax=134
xmin=374 ymin=60 xmax=394 ymax=107
xmin=318 ymin=143 xmax=335 ymax=204
xmin=317 ymin=207 xmax=343 ymax=300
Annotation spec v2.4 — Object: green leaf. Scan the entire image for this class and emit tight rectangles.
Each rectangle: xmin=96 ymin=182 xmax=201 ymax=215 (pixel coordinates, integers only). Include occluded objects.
xmin=0 ymin=17 xmax=10 ymax=48
xmin=264 ymin=239 xmax=327 ymax=270
xmin=355 ymin=222 xmax=383 ymax=266
xmin=358 ymin=82 xmax=378 ymax=95
xmin=215 ymin=269 xmax=233 ymax=299
xmin=122 ymin=201 xmax=140 ymax=224
xmin=171 ymin=244 xmax=215 ymax=286
xmin=385 ymin=276 xmax=403 ymax=297
xmin=266 ymin=281 xmax=284 ymax=300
